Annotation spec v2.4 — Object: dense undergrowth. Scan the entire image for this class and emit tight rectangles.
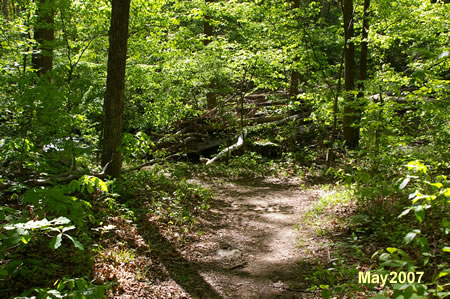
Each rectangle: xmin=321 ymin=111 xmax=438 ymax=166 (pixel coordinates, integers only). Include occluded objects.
xmin=0 ymin=165 xmax=214 ymax=297
xmin=302 ymin=142 xmax=449 ymax=298
xmin=1 ymin=0 xmax=449 ymax=297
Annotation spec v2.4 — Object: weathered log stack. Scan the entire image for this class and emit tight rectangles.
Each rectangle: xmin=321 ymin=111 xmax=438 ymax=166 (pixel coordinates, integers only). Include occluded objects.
xmin=155 ymin=92 xmax=311 ymax=163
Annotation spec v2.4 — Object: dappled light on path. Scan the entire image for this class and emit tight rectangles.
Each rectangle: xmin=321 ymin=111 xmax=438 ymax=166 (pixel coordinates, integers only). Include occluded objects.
xmin=185 ymin=177 xmax=324 ymax=298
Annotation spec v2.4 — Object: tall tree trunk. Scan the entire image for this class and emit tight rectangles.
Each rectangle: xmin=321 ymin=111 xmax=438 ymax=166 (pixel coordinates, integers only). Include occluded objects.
xmin=289 ymin=69 xmax=300 ymax=98
xmin=359 ymin=0 xmax=370 ymax=85
xmin=32 ymin=0 xmax=54 ymax=75
xmin=204 ymin=0 xmax=217 ymax=110
xmin=342 ymin=0 xmax=359 ymax=148
xmin=289 ymin=0 xmax=300 ymax=99
xmin=2 ymin=0 xmax=8 ymax=19
xmin=320 ymin=0 xmax=330 ymax=19
xmin=358 ymin=0 xmax=370 ymax=148
xmin=32 ymin=0 xmax=54 ymax=73
xmin=101 ymin=0 xmax=131 ymax=178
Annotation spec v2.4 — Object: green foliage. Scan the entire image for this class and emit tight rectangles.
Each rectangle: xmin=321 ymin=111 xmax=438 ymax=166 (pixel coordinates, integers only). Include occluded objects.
xmin=0 ymin=0 xmax=448 ymax=296
xmin=120 ymin=167 xmax=212 ymax=228
xmin=29 ymin=276 xmax=109 ymax=299
xmin=370 ymin=161 xmax=449 ymax=298
xmin=0 ymin=175 xmax=109 ymax=295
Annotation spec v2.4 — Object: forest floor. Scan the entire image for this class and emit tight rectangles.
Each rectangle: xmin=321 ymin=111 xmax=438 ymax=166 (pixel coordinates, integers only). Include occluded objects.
xmin=182 ymin=176 xmax=325 ymax=298
xmin=98 ymin=173 xmax=345 ymax=298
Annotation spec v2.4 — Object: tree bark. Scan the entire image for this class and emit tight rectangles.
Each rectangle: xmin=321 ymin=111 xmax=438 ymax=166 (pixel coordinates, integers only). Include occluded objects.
xmin=203 ymin=0 xmax=213 ymax=47
xmin=342 ymin=0 xmax=359 ymax=148
xmin=204 ymin=0 xmax=217 ymax=110
xmin=289 ymin=68 xmax=300 ymax=98
xmin=2 ymin=0 xmax=8 ymax=19
xmin=101 ymin=0 xmax=131 ymax=178
xmin=289 ymin=0 xmax=301 ymax=99
xmin=359 ymin=0 xmax=370 ymax=85
xmin=32 ymin=0 xmax=54 ymax=75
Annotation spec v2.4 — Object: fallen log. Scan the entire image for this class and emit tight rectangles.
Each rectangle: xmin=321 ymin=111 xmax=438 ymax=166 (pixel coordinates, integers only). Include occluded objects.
xmin=122 ymin=154 xmax=179 ymax=173
xmin=206 ymin=129 xmax=247 ymax=165
xmin=0 ymin=171 xmax=107 ymax=192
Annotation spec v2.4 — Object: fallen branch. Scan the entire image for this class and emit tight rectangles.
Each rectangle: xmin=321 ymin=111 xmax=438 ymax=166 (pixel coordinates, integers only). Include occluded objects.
xmin=206 ymin=129 xmax=247 ymax=165
xmin=0 ymin=162 xmax=113 ymax=192
xmin=122 ymin=154 xmax=178 ymax=173
xmin=0 ymin=171 xmax=107 ymax=192
xmin=246 ymin=112 xmax=309 ymax=133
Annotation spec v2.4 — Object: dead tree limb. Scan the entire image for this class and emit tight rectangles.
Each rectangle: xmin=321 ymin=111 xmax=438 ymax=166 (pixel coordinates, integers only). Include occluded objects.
xmin=206 ymin=129 xmax=247 ymax=165
xmin=121 ymin=154 xmax=178 ymax=173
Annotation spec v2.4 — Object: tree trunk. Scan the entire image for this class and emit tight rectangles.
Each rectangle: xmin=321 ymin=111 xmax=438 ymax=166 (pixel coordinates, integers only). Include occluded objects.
xmin=203 ymin=0 xmax=213 ymax=47
xmin=289 ymin=69 xmax=299 ymax=98
xmin=320 ymin=0 xmax=330 ymax=19
xmin=289 ymin=0 xmax=301 ymax=99
xmin=32 ymin=0 xmax=54 ymax=75
xmin=359 ymin=0 xmax=370 ymax=85
xmin=101 ymin=0 xmax=131 ymax=178
xmin=204 ymin=0 xmax=216 ymax=110
xmin=2 ymin=0 xmax=8 ymax=19
xmin=342 ymin=0 xmax=359 ymax=148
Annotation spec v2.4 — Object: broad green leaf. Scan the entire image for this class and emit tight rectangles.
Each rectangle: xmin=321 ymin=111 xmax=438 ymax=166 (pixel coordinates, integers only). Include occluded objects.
xmin=87 ymin=184 xmax=94 ymax=194
xmin=64 ymin=234 xmax=84 ymax=250
xmin=399 ymin=177 xmax=410 ymax=190
xmin=62 ymin=226 xmax=76 ymax=233
xmin=387 ymin=247 xmax=398 ymax=254
xmin=398 ymin=208 xmax=410 ymax=218
xmin=51 ymin=217 xmax=71 ymax=226
xmin=404 ymin=231 xmax=417 ymax=244
xmin=414 ymin=206 xmax=425 ymax=223
xmin=50 ymin=234 xmax=63 ymax=249
xmin=21 ymin=232 xmax=32 ymax=244
xmin=409 ymin=190 xmax=419 ymax=199
xmin=437 ymin=270 xmax=449 ymax=278
xmin=428 ymin=182 xmax=443 ymax=189
xmin=76 ymin=278 xmax=89 ymax=291
xmin=95 ymin=179 xmax=108 ymax=192
xmin=443 ymin=188 xmax=450 ymax=197
xmin=443 ymin=247 xmax=450 ymax=253
xmin=379 ymin=252 xmax=390 ymax=261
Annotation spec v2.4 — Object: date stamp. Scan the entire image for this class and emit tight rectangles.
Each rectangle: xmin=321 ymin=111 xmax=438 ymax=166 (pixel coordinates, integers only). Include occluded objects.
xmin=358 ymin=271 xmax=424 ymax=287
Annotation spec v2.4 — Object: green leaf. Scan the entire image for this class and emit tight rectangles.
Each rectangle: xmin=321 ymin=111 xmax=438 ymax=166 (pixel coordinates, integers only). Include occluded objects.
xmin=428 ymin=182 xmax=443 ymax=189
xmin=64 ymin=234 xmax=84 ymax=250
xmin=437 ymin=270 xmax=449 ymax=279
xmin=399 ymin=177 xmax=410 ymax=190
xmin=96 ymin=179 xmax=108 ymax=192
xmin=442 ymin=247 xmax=450 ymax=253
xmin=76 ymin=278 xmax=88 ymax=292
xmin=387 ymin=247 xmax=398 ymax=254
xmin=379 ymin=253 xmax=390 ymax=261
xmin=414 ymin=206 xmax=425 ymax=223
xmin=62 ymin=225 xmax=76 ymax=233
xmin=51 ymin=217 xmax=71 ymax=226
xmin=50 ymin=234 xmax=63 ymax=249
xmin=87 ymin=184 xmax=94 ymax=194
xmin=21 ymin=232 xmax=32 ymax=244
xmin=409 ymin=190 xmax=419 ymax=199
xmin=443 ymin=188 xmax=450 ymax=197
xmin=404 ymin=231 xmax=417 ymax=244
xmin=398 ymin=208 xmax=410 ymax=218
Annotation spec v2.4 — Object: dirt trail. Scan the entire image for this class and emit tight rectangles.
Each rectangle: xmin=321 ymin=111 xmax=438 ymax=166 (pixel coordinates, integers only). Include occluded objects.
xmin=184 ymin=177 xmax=323 ymax=298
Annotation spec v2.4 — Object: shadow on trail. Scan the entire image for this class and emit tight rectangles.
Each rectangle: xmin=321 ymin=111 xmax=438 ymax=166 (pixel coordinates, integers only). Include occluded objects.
xmin=135 ymin=212 xmax=222 ymax=299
